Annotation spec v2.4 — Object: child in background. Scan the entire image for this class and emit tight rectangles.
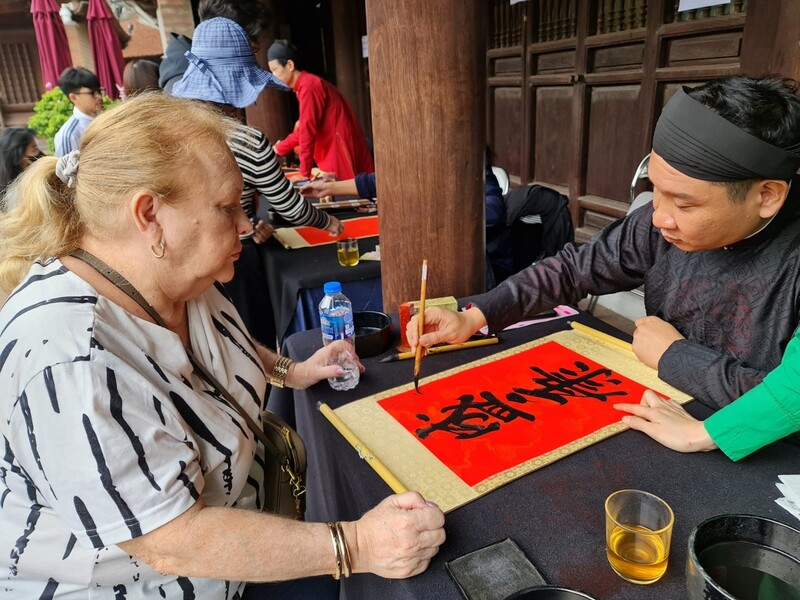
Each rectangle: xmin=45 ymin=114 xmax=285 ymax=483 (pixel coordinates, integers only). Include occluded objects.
xmin=53 ymin=67 xmax=104 ymax=157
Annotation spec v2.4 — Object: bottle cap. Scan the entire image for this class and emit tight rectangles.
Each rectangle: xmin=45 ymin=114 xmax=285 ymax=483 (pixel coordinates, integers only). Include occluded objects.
xmin=323 ymin=281 xmax=342 ymax=295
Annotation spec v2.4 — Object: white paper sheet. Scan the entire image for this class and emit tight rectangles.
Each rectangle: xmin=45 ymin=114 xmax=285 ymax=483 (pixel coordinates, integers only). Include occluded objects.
xmin=780 ymin=475 xmax=800 ymax=501
xmin=678 ymin=0 xmax=724 ymax=11
xmin=775 ymin=475 xmax=800 ymax=523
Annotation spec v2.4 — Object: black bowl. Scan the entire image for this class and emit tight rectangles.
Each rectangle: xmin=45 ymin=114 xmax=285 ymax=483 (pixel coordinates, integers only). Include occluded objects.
xmin=353 ymin=311 xmax=394 ymax=358
xmin=505 ymin=586 xmax=596 ymax=600
xmin=687 ymin=514 xmax=800 ymax=600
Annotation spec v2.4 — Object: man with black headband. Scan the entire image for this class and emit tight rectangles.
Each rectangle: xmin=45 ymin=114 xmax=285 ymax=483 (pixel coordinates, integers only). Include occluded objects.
xmin=407 ymin=75 xmax=800 ymax=410
xmin=268 ymin=40 xmax=374 ymax=181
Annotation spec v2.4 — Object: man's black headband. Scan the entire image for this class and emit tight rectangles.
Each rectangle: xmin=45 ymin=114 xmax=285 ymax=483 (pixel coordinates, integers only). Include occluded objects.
xmin=652 ymin=86 xmax=800 ymax=181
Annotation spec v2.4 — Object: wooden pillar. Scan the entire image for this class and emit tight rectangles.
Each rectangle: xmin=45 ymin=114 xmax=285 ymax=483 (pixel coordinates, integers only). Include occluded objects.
xmin=740 ymin=0 xmax=800 ymax=80
xmin=244 ymin=0 xmax=294 ymax=144
xmin=366 ymin=0 xmax=486 ymax=313
xmin=156 ymin=0 xmax=194 ymax=39
xmin=330 ymin=0 xmax=371 ymax=137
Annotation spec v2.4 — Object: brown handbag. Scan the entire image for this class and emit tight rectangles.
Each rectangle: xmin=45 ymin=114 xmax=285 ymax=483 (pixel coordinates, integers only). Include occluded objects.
xmin=70 ymin=249 xmax=307 ymax=520
xmin=261 ymin=410 xmax=307 ymax=519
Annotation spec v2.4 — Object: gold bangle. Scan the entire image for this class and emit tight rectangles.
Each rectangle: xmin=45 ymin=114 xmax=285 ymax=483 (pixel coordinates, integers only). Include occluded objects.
xmin=326 ymin=522 xmax=342 ymax=580
xmin=334 ymin=521 xmax=352 ymax=578
xmin=269 ymin=355 xmax=294 ymax=388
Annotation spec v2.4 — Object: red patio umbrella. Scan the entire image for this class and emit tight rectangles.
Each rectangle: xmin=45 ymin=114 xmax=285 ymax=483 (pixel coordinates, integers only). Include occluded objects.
xmin=87 ymin=0 xmax=125 ymax=99
xmin=30 ymin=0 xmax=73 ymax=90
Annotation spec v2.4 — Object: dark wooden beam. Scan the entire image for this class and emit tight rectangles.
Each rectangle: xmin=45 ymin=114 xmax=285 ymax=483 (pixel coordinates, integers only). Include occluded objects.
xmin=244 ymin=0 xmax=294 ymax=145
xmin=0 ymin=0 xmax=30 ymax=16
xmin=330 ymin=0 xmax=371 ymax=138
xmin=567 ymin=0 xmax=590 ymax=227
xmin=740 ymin=0 xmax=800 ymax=80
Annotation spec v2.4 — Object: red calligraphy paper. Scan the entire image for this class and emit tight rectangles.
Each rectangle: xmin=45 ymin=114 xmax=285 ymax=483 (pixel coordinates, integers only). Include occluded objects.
xmin=292 ymin=215 xmax=379 ymax=246
xmin=378 ymin=341 xmax=652 ymax=487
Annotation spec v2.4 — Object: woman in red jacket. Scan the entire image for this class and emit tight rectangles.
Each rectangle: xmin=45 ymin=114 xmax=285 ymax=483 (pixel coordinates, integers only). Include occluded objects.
xmin=268 ymin=40 xmax=374 ymax=181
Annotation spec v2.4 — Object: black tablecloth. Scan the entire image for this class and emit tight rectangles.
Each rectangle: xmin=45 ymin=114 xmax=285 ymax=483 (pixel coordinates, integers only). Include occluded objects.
xmin=259 ymin=234 xmax=381 ymax=342
xmin=269 ymin=313 xmax=800 ymax=600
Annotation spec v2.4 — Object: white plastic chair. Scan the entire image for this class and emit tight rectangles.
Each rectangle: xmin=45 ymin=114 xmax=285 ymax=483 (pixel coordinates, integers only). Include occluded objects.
xmin=629 ymin=190 xmax=653 ymax=213
xmin=491 ymin=166 xmax=510 ymax=195
xmin=629 ymin=154 xmax=651 ymax=204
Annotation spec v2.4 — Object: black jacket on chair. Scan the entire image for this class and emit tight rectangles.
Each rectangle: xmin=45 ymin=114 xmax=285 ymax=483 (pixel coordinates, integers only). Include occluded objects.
xmin=504 ymin=184 xmax=574 ymax=272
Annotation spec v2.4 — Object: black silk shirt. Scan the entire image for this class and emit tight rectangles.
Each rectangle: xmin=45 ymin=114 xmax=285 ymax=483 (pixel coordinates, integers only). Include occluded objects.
xmin=473 ymin=178 xmax=800 ymax=409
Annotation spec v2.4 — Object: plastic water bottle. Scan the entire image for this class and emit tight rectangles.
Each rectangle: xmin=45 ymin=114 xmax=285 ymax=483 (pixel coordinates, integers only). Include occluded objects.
xmin=319 ymin=281 xmax=360 ymax=391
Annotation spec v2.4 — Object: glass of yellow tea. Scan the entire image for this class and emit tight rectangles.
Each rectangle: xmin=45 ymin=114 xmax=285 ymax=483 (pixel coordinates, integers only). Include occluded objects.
xmin=337 ymin=238 xmax=360 ymax=267
xmin=605 ymin=489 xmax=674 ymax=585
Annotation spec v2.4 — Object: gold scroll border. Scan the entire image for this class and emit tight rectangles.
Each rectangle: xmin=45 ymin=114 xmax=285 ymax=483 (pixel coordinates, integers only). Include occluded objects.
xmin=272 ymin=216 xmax=379 ymax=249
xmin=334 ymin=329 xmax=692 ymax=513
xmin=272 ymin=227 xmax=313 ymax=249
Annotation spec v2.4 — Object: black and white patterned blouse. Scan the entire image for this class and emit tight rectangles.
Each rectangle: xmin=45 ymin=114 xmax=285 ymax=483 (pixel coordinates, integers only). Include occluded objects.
xmin=0 ymin=259 xmax=268 ymax=599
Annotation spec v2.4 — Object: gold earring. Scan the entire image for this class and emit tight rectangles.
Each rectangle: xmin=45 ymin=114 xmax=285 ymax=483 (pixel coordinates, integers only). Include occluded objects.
xmin=150 ymin=240 xmax=165 ymax=258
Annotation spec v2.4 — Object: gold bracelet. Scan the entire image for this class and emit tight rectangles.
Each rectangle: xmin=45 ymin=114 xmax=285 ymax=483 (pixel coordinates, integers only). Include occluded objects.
xmin=326 ymin=522 xmax=342 ymax=580
xmin=334 ymin=521 xmax=352 ymax=578
xmin=269 ymin=355 xmax=294 ymax=388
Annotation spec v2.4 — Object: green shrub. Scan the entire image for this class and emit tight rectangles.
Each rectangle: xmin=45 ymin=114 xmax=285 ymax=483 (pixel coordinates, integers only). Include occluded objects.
xmin=27 ymin=88 xmax=118 ymax=153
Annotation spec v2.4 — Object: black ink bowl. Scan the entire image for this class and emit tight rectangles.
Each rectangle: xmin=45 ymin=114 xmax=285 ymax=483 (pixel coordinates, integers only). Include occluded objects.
xmin=505 ymin=587 xmax=596 ymax=600
xmin=353 ymin=311 xmax=394 ymax=358
xmin=686 ymin=514 xmax=800 ymax=600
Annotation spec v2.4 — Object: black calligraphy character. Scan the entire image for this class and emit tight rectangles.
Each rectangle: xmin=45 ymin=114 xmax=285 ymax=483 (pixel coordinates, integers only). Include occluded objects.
xmin=513 ymin=360 xmax=626 ymax=404
xmin=416 ymin=391 xmax=535 ymax=439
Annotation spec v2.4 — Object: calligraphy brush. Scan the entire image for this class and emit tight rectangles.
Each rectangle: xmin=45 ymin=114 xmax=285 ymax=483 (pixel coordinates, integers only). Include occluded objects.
xmin=380 ymin=336 xmax=500 ymax=362
xmin=413 ymin=259 xmax=428 ymax=393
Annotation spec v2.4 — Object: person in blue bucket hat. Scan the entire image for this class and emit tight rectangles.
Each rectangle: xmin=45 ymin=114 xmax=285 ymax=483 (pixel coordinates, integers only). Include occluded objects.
xmin=173 ymin=17 xmax=288 ymax=106
xmin=159 ymin=0 xmax=275 ymax=93
xmin=173 ymin=17 xmax=343 ymax=352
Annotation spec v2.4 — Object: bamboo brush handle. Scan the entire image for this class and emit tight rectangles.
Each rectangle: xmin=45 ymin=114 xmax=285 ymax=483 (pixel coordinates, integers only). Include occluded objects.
xmin=414 ymin=260 xmax=429 ymax=377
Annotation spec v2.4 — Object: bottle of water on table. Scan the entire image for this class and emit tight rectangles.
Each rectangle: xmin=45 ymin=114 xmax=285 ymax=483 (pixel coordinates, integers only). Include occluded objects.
xmin=319 ymin=281 xmax=360 ymax=391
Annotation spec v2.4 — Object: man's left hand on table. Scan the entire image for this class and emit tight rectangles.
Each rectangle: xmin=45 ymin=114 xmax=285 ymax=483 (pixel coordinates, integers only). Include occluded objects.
xmin=632 ymin=315 xmax=685 ymax=369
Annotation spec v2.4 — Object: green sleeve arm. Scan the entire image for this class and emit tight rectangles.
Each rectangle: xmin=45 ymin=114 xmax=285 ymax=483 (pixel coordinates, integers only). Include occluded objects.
xmin=705 ymin=330 xmax=800 ymax=461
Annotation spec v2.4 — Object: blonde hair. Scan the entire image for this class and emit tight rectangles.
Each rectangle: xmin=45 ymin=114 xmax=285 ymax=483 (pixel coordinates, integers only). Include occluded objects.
xmin=0 ymin=94 xmax=236 ymax=293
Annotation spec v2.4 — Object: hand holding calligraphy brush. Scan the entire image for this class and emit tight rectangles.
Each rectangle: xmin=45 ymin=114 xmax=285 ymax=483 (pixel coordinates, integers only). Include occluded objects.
xmin=413 ymin=259 xmax=428 ymax=393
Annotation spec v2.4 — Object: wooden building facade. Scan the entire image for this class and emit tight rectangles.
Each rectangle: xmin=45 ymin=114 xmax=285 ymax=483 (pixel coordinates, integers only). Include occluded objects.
xmin=0 ymin=0 xmax=44 ymax=126
xmin=487 ymin=0 xmax=800 ymax=242
xmin=4 ymin=0 xmax=799 ymax=251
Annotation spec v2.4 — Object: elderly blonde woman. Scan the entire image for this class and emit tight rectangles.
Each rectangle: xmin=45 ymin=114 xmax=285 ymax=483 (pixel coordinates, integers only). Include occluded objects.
xmin=0 ymin=95 xmax=445 ymax=599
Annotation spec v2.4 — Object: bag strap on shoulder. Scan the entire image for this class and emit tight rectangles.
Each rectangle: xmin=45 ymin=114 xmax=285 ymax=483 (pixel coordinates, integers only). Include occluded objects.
xmin=69 ymin=249 xmax=290 ymax=466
